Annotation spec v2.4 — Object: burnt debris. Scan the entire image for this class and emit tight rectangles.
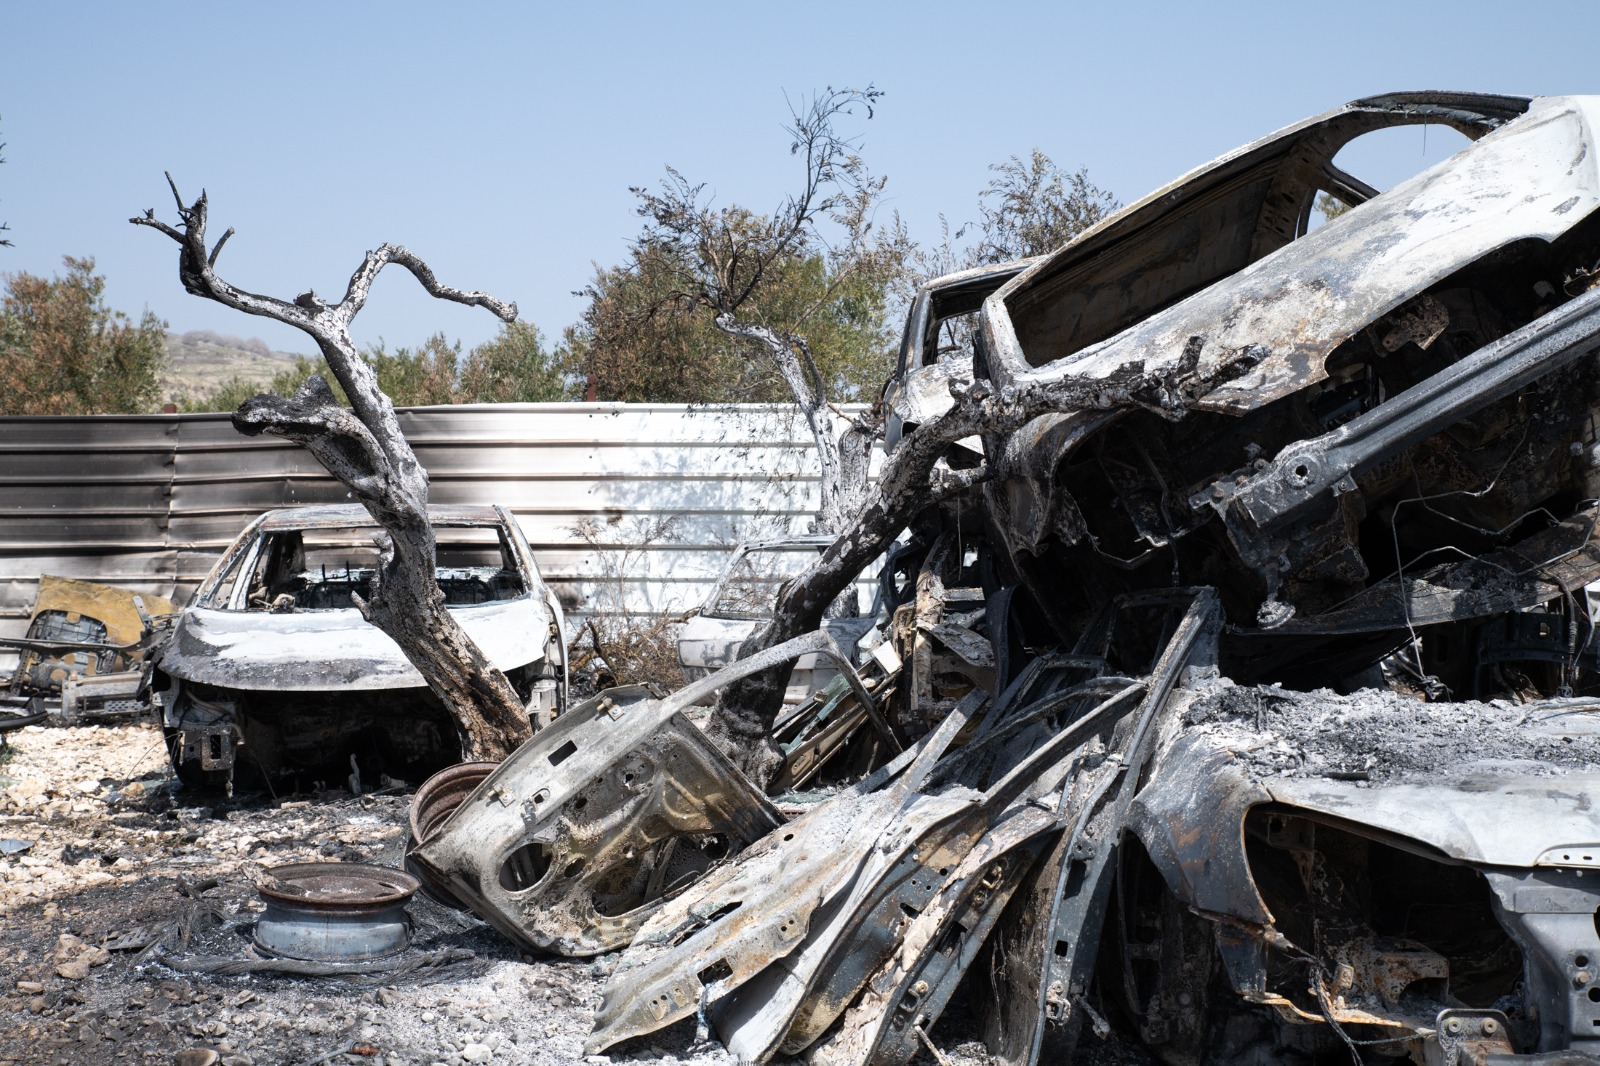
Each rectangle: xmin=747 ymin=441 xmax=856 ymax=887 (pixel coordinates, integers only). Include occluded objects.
xmin=407 ymin=92 xmax=1600 ymax=1066
xmin=12 ymin=89 xmax=1597 ymax=1065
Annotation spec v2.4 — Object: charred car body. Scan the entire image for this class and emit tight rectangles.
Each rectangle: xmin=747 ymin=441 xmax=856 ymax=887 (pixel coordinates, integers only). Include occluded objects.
xmin=1 ymin=575 xmax=173 ymax=724
xmin=418 ymin=92 xmax=1600 ymax=1065
xmin=152 ymin=504 xmax=566 ymax=790
xmin=924 ymin=90 xmax=1600 ymax=1064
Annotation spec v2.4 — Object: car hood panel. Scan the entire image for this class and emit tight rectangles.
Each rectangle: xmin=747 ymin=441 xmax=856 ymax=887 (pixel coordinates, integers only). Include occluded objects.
xmin=159 ymin=598 xmax=550 ymax=691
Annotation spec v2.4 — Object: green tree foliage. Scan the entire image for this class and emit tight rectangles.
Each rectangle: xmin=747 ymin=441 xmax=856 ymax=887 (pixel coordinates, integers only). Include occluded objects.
xmin=569 ymin=87 xmax=910 ymax=410
xmin=366 ymin=333 xmax=461 ymax=406
xmin=182 ymin=322 xmax=571 ymax=411
xmin=0 ymin=256 xmax=167 ymax=414
xmin=1316 ymin=191 xmax=1351 ymax=224
xmin=567 ymin=245 xmax=736 ymax=404
xmin=569 ymin=219 xmax=899 ymax=404
xmin=970 ymin=149 xmax=1119 ymax=265
xmin=458 ymin=321 xmax=569 ymax=403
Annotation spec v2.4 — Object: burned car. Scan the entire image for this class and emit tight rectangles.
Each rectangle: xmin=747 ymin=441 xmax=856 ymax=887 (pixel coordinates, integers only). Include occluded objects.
xmin=151 ymin=504 xmax=566 ymax=790
xmin=1 ymin=575 xmax=174 ymax=723
xmin=565 ymin=91 xmax=1600 ymax=1066
xmin=677 ymin=536 xmax=879 ymax=705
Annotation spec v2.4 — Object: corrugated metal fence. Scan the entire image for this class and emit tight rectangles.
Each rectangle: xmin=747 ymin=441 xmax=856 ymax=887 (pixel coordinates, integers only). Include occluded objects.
xmin=0 ymin=403 xmax=847 ymax=639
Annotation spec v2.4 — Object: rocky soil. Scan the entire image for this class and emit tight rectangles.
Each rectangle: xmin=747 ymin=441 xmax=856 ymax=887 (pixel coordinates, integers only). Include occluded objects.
xmin=0 ymin=723 xmax=1026 ymax=1066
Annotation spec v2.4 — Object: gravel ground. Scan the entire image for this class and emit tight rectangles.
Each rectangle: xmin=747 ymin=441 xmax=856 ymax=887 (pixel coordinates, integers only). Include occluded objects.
xmin=9 ymin=682 xmax=1566 ymax=1064
xmin=0 ymin=722 xmax=1016 ymax=1066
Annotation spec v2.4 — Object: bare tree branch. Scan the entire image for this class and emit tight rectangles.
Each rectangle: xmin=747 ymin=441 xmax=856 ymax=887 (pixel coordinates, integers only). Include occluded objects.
xmin=133 ymin=179 xmax=534 ymax=761
xmin=334 ymin=244 xmax=517 ymax=329
xmin=0 ymin=122 xmax=11 ymax=248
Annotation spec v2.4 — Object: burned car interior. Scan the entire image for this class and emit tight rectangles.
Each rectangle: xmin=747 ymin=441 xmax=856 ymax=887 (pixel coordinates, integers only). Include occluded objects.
xmin=217 ymin=525 xmax=529 ymax=613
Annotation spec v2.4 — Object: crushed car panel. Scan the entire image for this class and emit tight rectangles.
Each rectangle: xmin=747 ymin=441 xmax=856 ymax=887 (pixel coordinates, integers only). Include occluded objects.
xmin=410 ymin=684 xmax=782 ymax=957
xmin=587 ymin=688 xmax=987 ymax=1056
xmin=415 ymin=630 xmax=879 ymax=959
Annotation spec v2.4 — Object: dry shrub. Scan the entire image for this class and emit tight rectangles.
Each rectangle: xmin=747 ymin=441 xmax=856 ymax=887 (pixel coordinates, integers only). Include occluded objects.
xmin=566 ymin=515 xmax=694 ymax=692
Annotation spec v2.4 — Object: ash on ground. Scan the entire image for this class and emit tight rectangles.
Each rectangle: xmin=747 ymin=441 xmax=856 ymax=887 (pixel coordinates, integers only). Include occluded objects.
xmin=1183 ymin=680 xmax=1600 ymax=782
xmin=0 ymin=723 xmax=1003 ymax=1066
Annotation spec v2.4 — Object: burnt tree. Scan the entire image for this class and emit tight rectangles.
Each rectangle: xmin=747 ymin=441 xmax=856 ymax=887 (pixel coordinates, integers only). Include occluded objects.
xmin=132 ymin=177 xmax=533 ymax=761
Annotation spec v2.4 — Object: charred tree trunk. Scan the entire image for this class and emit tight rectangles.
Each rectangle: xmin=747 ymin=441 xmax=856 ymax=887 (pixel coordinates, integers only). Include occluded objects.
xmin=711 ymin=312 xmax=878 ymax=535
xmin=132 ymin=177 xmax=532 ymax=761
xmin=706 ymin=341 xmax=1223 ymax=783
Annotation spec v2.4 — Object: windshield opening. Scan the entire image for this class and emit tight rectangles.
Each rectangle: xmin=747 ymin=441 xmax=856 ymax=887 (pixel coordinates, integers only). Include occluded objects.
xmin=234 ymin=524 xmax=525 ymax=611
xmin=1331 ymin=123 xmax=1473 ymax=195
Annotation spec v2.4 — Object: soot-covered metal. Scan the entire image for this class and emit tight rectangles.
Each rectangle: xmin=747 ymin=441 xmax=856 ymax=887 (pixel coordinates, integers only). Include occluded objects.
xmin=412 ymin=92 xmax=1600 ymax=1065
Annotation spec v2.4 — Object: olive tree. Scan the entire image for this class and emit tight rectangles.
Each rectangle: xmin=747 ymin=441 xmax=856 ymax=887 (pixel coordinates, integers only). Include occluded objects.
xmin=604 ymin=86 xmax=911 ymax=536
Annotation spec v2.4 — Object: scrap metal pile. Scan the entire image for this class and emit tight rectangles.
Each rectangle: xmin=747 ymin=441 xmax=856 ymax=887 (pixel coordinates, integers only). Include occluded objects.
xmin=388 ymin=92 xmax=1600 ymax=1063
xmin=1 ymin=576 xmax=173 ymax=727
xmin=408 ymin=598 xmax=1209 ymax=1064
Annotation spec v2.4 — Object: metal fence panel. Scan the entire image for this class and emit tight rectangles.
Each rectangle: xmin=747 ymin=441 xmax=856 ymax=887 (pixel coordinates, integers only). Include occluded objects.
xmin=0 ymin=404 xmax=852 ymax=639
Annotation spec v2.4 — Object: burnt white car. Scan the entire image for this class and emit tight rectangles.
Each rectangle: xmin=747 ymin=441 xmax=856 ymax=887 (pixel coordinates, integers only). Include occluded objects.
xmin=151 ymin=503 xmax=566 ymax=790
xmin=677 ymin=537 xmax=877 ymax=705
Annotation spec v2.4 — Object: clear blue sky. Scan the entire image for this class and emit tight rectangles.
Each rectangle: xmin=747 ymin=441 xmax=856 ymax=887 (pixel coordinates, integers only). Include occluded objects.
xmin=3 ymin=1 xmax=1597 ymax=357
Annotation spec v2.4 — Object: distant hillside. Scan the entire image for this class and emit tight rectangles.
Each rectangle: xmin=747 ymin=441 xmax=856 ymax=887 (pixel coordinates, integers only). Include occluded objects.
xmin=160 ymin=330 xmax=307 ymax=406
